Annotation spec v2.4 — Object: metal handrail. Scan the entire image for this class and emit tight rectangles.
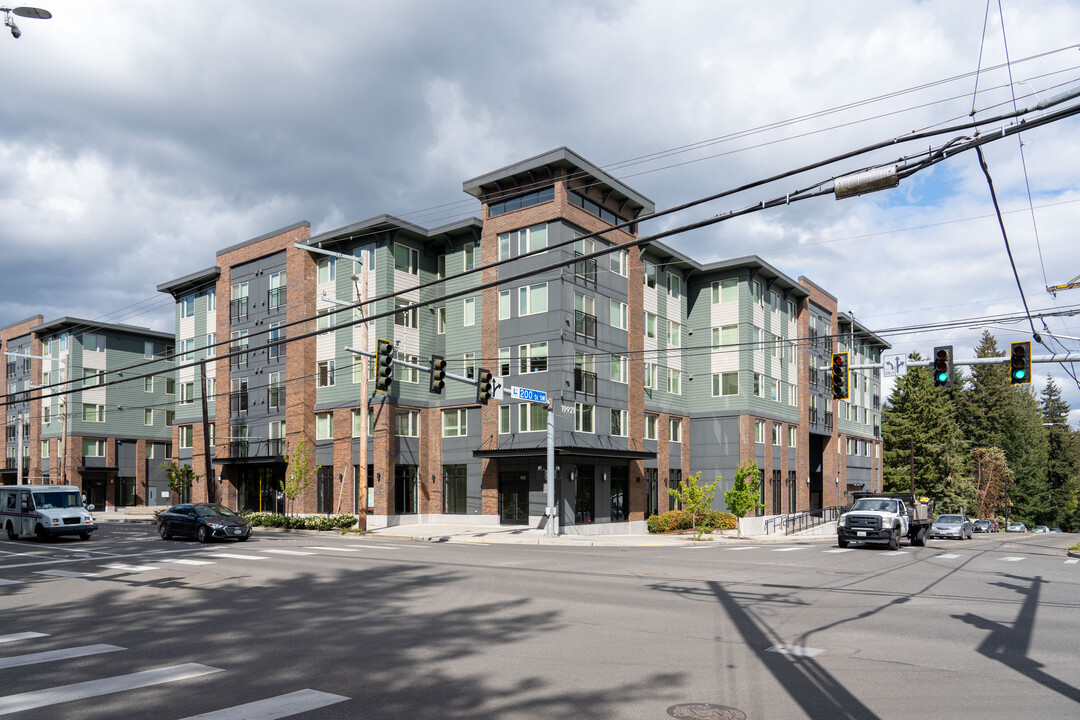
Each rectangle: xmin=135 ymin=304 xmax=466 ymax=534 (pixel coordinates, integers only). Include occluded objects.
xmin=765 ymin=506 xmax=843 ymax=535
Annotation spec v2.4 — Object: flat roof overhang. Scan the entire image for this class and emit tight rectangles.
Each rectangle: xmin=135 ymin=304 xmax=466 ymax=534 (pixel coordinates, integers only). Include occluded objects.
xmin=472 ymin=446 xmax=656 ymax=461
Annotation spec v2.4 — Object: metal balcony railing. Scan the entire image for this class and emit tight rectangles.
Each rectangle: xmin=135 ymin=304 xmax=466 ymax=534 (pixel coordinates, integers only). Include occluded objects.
xmin=574 ymin=368 xmax=597 ymax=396
xmin=268 ymin=387 xmax=286 ymax=409
xmin=230 ymin=346 xmax=248 ymax=368
xmin=229 ymin=439 xmax=285 ymax=459
xmin=230 ymin=297 xmax=249 ymax=320
xmin=268 ymin=287 xmax=287 ymax=310
xmin=575 ymin=310 xmax=597 ymax=340
xmin=574 ymin=253 xmax=597 ymax=283
xmin=230 ymin=391 xmax=248 ymax=413
xmin=825 ymin=412 xmax=834 ymax=432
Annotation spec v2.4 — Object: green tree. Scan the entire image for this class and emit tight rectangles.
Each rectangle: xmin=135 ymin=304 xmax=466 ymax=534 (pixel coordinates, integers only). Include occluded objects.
xmin=667 ymin=471 xmax=720 ymax=534
xmin=1040 ymin=377 xmax=1078 ymax=529
xmin=282 ymin=435 xmax=320 ymax=516
xmin=724 ymin=460 xmax=764 ymax=519
xmin=161 ymin=462 xmax=198 ymax=504
xmin=970 ymin=447 xmax=1010 ymax=519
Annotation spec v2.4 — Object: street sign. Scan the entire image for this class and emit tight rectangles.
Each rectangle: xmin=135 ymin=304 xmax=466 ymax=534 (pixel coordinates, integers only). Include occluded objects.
xmin=492 ymin=376 xmax=504 ymax=400
xmin=510 ymin=386 xmax=547 ymax=404
xmin=882 ymin=353 xmax=907 ymax=378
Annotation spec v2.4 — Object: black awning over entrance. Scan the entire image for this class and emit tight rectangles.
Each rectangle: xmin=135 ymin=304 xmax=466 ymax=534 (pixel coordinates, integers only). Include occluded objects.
xmin=213 ymin=457 xmax=287 ymax=467
xmin=472 ymin=446 xmax=655 ymax=461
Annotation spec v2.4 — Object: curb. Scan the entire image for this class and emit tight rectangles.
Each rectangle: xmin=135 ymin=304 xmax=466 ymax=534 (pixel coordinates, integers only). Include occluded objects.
xmin=1069 ymin=550 xmax=1080 ymax=559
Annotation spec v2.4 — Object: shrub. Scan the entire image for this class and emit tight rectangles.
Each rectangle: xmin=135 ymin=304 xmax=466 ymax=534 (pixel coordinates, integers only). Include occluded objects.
xmin=241 ymin=512 xmax=357 ymax=531
xmin=647 ymin=509 xmax=736 ymax=533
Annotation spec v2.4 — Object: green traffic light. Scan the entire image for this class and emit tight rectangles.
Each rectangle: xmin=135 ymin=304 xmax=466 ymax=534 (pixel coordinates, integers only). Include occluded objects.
xmin=936 ymin=372 xmax=949 ymax=383
xmin=1014 ymin=369 xmax=1027 ymax=381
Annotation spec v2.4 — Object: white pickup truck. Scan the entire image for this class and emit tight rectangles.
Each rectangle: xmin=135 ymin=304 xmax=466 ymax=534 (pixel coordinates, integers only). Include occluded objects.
xmin=836 ymin=492 xmax=933 ymax=550
xmin=0 ymin=485 xmax=97 ymax=541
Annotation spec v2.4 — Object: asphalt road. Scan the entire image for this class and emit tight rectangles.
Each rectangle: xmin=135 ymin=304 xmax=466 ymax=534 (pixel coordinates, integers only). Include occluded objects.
xmin=1 ymin=524 xmax=1078 ymax=719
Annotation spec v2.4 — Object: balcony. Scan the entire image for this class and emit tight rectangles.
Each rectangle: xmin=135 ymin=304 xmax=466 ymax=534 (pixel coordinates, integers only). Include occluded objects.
xmin=230 ymin=391 xmax=248 ymax=413
xmin=268 ymin=386 xmax=286 ymax=409
xmin=809 ymin=408 xmax=818 ymax=425
xmin=872 ymin=395 xmax=880 ymax=410
xmin=3 ymin=458 xmax=15 ymax=470
xmin=825 ymin=412 xmax=834 ymax=432
xmin=268 ymin=339 xmax=286 ymax=360
xmin=230 ymin=346 xmax=248 ymax=368
xmin=4 ymin=428 xmax=14 ymax=442
xmin=230 ymin=297 xmax=249 ymax=321
xmin=268 ymin=287 xmax=287 ymax=311
xmin=574 ymin=368 xmax=597 ymax=396
xmin=229 ymin=439 xmax=285 ymax=460
xmin=4 ymin=361 xmax=14 ymax=376
xmin=573 ymin=253 xmax=598 ymax=283
xmin=874 ymin=425 xmax=881 ymax=438
xmin=575 ymin=310 xmax=597 ymax=340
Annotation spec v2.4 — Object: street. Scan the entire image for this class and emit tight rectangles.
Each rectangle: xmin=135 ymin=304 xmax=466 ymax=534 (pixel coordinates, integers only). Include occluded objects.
xmin=1 ymin=524 xmax=1078 ymax=719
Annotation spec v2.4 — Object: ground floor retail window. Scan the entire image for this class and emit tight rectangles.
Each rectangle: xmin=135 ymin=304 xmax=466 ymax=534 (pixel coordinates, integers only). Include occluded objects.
xmin=645 ymin=468 xmax=658 ymax=519
xmin=610 ymin=466 xmax=628 ymax=522
xmin=788 ymin=471 xmax=797 ymax=512
xmin=772 ymin=470 xmax=782 ymax=513
xmin=236 ymin=466 xmax=285 ymax=514
xmin=668 ymin=468 xmax=682 ymax=512
xmin=395 ymin=465 xmax=417 ymax=514
xmin=353 ymin=464 xmax=374 ymax=514
xmin=317 ymin=466 xmax=334 ymax=514
xmin=575 ymin=465 xmax=595 ymax=523
xmin=443 ymin=464 xmax=467 ymax=514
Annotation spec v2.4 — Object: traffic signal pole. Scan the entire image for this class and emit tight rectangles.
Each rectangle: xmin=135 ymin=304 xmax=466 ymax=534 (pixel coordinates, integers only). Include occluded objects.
xmin=821 ymin=352 xmax=1080 ymax=372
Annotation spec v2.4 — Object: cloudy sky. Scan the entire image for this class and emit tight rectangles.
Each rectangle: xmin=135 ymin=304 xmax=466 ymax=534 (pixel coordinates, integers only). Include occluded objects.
xmin=2 ymin=0 xmax=1079 ymax=423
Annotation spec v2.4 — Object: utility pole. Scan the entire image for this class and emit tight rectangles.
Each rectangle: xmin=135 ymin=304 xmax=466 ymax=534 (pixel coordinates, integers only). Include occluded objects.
xmin=909 ymin=440 xmax=915 ymax=494
xmin=15 ymin=410 xmax=23 ymax=485
xmin=356 ymin=255 xmax=369 ymax=530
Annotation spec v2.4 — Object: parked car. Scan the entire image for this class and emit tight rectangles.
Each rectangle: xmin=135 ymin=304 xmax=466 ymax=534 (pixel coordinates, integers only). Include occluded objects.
xmin=158 ymin=503 xmax=252 ymax=543
xmin=1006 ymin=522 xmax=1027 ymax=533
xmin=929 ymin=514 xmax=973 ymax=540
xmin=1050 ymin=528 xmax=1063 ymax=533
xmin=973 ymin=519 xmax=991 ymax=533
xmin=1033 ymin=525 xmax=1050 ymax=533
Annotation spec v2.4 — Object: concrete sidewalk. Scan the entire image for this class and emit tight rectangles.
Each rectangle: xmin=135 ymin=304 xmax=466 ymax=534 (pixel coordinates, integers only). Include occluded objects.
xmin=93 ymin=508 xmax=838 ymax=547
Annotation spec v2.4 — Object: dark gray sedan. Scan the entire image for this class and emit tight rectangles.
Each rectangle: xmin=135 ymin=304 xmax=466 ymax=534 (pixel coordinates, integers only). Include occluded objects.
xmin=158 ymin=503 xmax=252 ymax=543
xmin=929 ymin=514 xmax=973 ymax=540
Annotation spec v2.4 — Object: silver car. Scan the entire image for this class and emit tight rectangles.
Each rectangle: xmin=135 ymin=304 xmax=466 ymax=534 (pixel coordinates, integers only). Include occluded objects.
xmin=929 ymin=514 xmax=973 ymax=540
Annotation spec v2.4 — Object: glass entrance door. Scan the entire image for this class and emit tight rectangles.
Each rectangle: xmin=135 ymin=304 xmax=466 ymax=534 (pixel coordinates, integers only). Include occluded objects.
xmin=498 ymin=471 xmax=529 ymax=525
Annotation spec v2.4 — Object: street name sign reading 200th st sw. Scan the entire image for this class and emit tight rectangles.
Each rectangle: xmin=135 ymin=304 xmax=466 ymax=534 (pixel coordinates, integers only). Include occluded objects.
xmin=510 ymin=386 xmax=547 ymax=404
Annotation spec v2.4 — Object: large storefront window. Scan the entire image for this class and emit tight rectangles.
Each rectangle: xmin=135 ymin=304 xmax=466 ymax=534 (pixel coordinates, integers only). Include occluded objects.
xmin=395 ymin=465 xmax=417 ymax=514
xmin=610 ymin=466 xmax=628 ymax=522
xmin=575 ymin=465 xmax=595 ymax=523
xmin=317 ymin=466 xmax=334 ymax=514
xmin=444 ymin=465 xmax=467 ymax=514
xmin=645 ymin=468 xmax=658 ymax=519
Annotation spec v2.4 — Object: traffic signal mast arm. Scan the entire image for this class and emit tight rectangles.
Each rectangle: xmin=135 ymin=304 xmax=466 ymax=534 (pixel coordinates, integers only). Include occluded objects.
xmin=817 ymin=352 xmax=1080 ymax=371
xmin=344 ymin=347 xmax=481 ymax=386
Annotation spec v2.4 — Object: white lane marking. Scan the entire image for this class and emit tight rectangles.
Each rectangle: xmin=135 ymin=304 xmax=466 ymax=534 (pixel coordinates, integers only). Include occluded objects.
xmin=0 ymin=632 xmax=48 ymax=644
xmin=160 ymin=559 xmax=215 ymax=566
xmin=823 ymin=549 xmax=854 ymax=554
xmin=1065 ymin=558 xmax=1079 ymax=565
xmin=726 ymin=547 xmax=761 ymax=551
xmin=206 ymin=553 xmax=268 ymax=560
xmin=303 ymin=547 xmax=361 ymax=552
xmin=33 ymin=569 xmax=97 ymax=578
xmin=0 ymin=663 xmax=223 ymax=716
xmin=772 ymin=547 xmax=809 ymax=552
xmin=766 ymin=644 xmax=825 ymax=658
xmin=261 ymin=550 xmax=315 ymax=556
xmin=937 ymin=554 xmax=961 ymax=559
xmin=359 ymin=544 xmax=401 ymax=550
xmin=0 ymin=579 xmax=22 ymax=586
xmin=101 ymin=564 xmax=159 ymax=572
xmin=1001 ymin=557 xmax=1025 ymax=562
xmin=0 ymin=644 xmax=125 ymax=670
xmin=176 ymin=688 xmax=350 ymax=719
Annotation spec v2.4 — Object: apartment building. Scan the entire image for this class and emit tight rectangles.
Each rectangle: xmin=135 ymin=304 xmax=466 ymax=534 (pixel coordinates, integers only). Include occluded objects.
xmin=1 ymin=316 xmax=176 ymax=507
xmin=154 ymin=147 xmax=886 ymax=532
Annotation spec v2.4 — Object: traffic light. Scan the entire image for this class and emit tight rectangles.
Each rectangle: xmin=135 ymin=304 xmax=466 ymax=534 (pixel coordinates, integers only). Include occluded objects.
xmin=476 ymin=368 xmax=493 ymax=405
xmin=1010 ymin=340 xmax=1032 ymax=385
xmin=375 ymin=338 xmax=394 ymax=392
xmin=429 ymin=354 xmax=446 ymax=394
xmin=831 ymin=351 xmax=849 ymax=400
xmin=932 ymin=345 xmax=954 ymax=387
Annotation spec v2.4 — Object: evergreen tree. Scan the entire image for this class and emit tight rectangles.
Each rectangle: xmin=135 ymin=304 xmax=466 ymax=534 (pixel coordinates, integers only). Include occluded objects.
xmin=1041 ymin=377 xmax=1080 ymax=530
xmin=881 ymin=354 xmax=971 ymax=511
xmin=958 ymin=331 xmax=1009 ymax=450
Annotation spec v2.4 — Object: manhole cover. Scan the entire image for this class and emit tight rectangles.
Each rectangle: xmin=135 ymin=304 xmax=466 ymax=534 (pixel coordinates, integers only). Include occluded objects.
xmin=666 ymin=704 xmax=747 ymax=719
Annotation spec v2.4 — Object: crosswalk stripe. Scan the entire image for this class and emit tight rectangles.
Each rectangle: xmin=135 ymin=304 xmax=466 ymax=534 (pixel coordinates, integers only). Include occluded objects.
xmin=772 ymin=547 xmax=809 ymax=552
xmin=1001 ymin=557 xmax=1025 ymax=562
xmin=33 ymin=569 xmax=96 ymax=578
xmin=161 ymin=559 xmax=215 ymax=566
xmin=0 ymin=644 xmax=125 ymax=670
xmin=937 ymin=554 xmax=961 ymax=559
xmin=0 ymin=632 xmax=48 ymax=644
xmin=1066 ymin=558 xmax=1079 ymax=565
xmin=101 ymin=564 xmax=159 ymax=572
xmin=0 ymin=579 xmax=22 ymax=586
xmin=303 ymin=547 xmax=360 ymax=552
xmin=176 ymin=688 xmax=349 ymax=719
xmin=726 ymin=546 xmax=760 ymax=551
xmin=0 ymin=663 xmax=223 ymax=716
xmin=359 ymin=544 xmax=401 ymax=551
xmin=206 ymin=553 xmax=268 ymax=560
xmin=823 ymin=549 xmax=853 ymax=554
xmin=261 ymin=550 xmax=315 ymax=556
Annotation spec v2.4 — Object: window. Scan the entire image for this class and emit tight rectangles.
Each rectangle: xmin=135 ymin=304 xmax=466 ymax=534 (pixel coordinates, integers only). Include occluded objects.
xmin=352 ymin=409 xmax=372 ymax=437
xmin=772 ymin=423 xmax=781 ymax=446
xmin=670 ymin=417 xmax=682 ymax=443
xmin=41 ymin=441 xmax=49 ymax=459
xmin=574 ymin=293 xmax=596 ymax=338
xmin=395 ymin=409 xmax=419 ymax=437
xmin=442 ymin=409 xmax=468 ymax=438
xmin=82 ymin=438 xmax=105 ymax=457
xmin=180 ymin=295 xmax=195 ymax=318
xmin=269 ymin=271 xmax=287 ymax=309
xmin=144 ymin=341 xmax=154 ymax=359
xmin=712 ymin=278 xmax=738 ymax=304
xmin=207 ymin=288 xmax=216 ymax=311
xmin=180 ymin=382 xmax=195 ymax=405
xmin=82 ymin=369 xmax=104 ymax=388
xmin=463 ymin=297 xmax=476 ymax=327
xmin=181 ymin=338 xmax=194 ymax=362
xmin=489 ymin=187 xmax=554 ymax=218
xmin=787 ymin=299 xmax=798 ymax=318
xmin=752 ymin=280 xmax=763 ymax=304
xmin=394 ymin=244 xmax=419 ymax=275
xmin=231 ymin=330 xmax=249 ymax=367
xmin=770 ymin=291 xmax=782 ymax=313
xmin=668 ymin=368 xmax=682 ymax=395
xmin=269 ymin=372 xmax=284 ymax=409
xmin=643 ymin=261 xmax=657 ymax=288
xmin=317 ymin=256 xmax=337 ymax=284
xmin=462 ymin=353 xmax=475 ymax=379
xmin=754 ymin=420 xmax=765 ymax=443
xmin=230 ymin=283 xmax=249 ymax=320
xmin=609 ymin=354 xmax=628 ymax=383
xmin=42 ymin=406 xmax=51 ymax=424
xmin=437 ymin=254 xmax=446 ymax=279
xmin=518 ymin=342 xmax=548 ymax=373
xmin=667 ymin=321 xmax=681 ymax=347
xmin=574 ymin=403 xmax=594 ymax=433
xmin=518 ymin=283 xmax=548 ymax=315
xmin=397 ymin=353 xmax=420 ymax=384
xmin=437 ymin=307 xmax=446 ymax=334
xmin=179 ymin=426 xmax=193 ymax=449
xmin=499 ymin=347 xmax=511 ymax=376
xmin=393 ymin=300 xmax=418 ymax=329
xmin=165 ymin=410 xmax=175 ymax=426
xmin=668 ymin=272 xmax=681 ymax=299
xmin=498 ymin=232 xmax=512 ymax=261
xmin=316 ymin=412 xmax=334 ymax=440
xmin=644 ymin=361 xmax=657 ymax=389
xmin=609 ymin=249 xmax=627 ymax=277
xmin=518 ymin=403 xmax=547 ymax=432
xmin=443 ymin=464 xmax=468 ymax=514
xmin=644 ymin=413 xmax=658 ymax=440
xmin=83 ymin=404 xmax=105 ymax=422
xmin=318 ymin=308 xmax=336 ymax=331
xmin=517 ymin=223 xmax=547 ymax=254
xmin=499 ymin=291 xmax=511 ymax=320
xmin=644 ymin=312 xmax=657 ymax=339
xmin=753 ymin=373 xmax=764 ymax=398
xmin=206 ymin=333 xmax=217 ymax=358
xmin=609 ymin=300 xmax=627 ymax=330
xmin=317 ymin=360 xmax=335 ymax=388
xmin=610 ymin=409 xmax=628 ymax=437
xmin=499 ymin=405 xmax=511 ymax=434
xmin=788 ymin=426 xmax=797 ymax=448
xmin=463 ymin=243 xmax=476 ymax=272
xmin=568 ymin=190 xmax=623 ymax=224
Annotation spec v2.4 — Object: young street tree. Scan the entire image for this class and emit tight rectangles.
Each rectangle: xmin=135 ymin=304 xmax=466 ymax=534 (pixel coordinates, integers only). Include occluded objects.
xmin=667 ymin=471 xmax=720 ymax=532
xmin=161 ymin=462 xmax=198 ymax=504
xmin=282 ymin=435 xmax=320 ymax=517
xmin=724 ymin=460 xmax=764 ymax=519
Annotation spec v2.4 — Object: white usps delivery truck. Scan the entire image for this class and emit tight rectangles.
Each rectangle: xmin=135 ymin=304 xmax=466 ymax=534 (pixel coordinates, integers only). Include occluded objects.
xmin=0 ymin=485 xmax=97 ymax=541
